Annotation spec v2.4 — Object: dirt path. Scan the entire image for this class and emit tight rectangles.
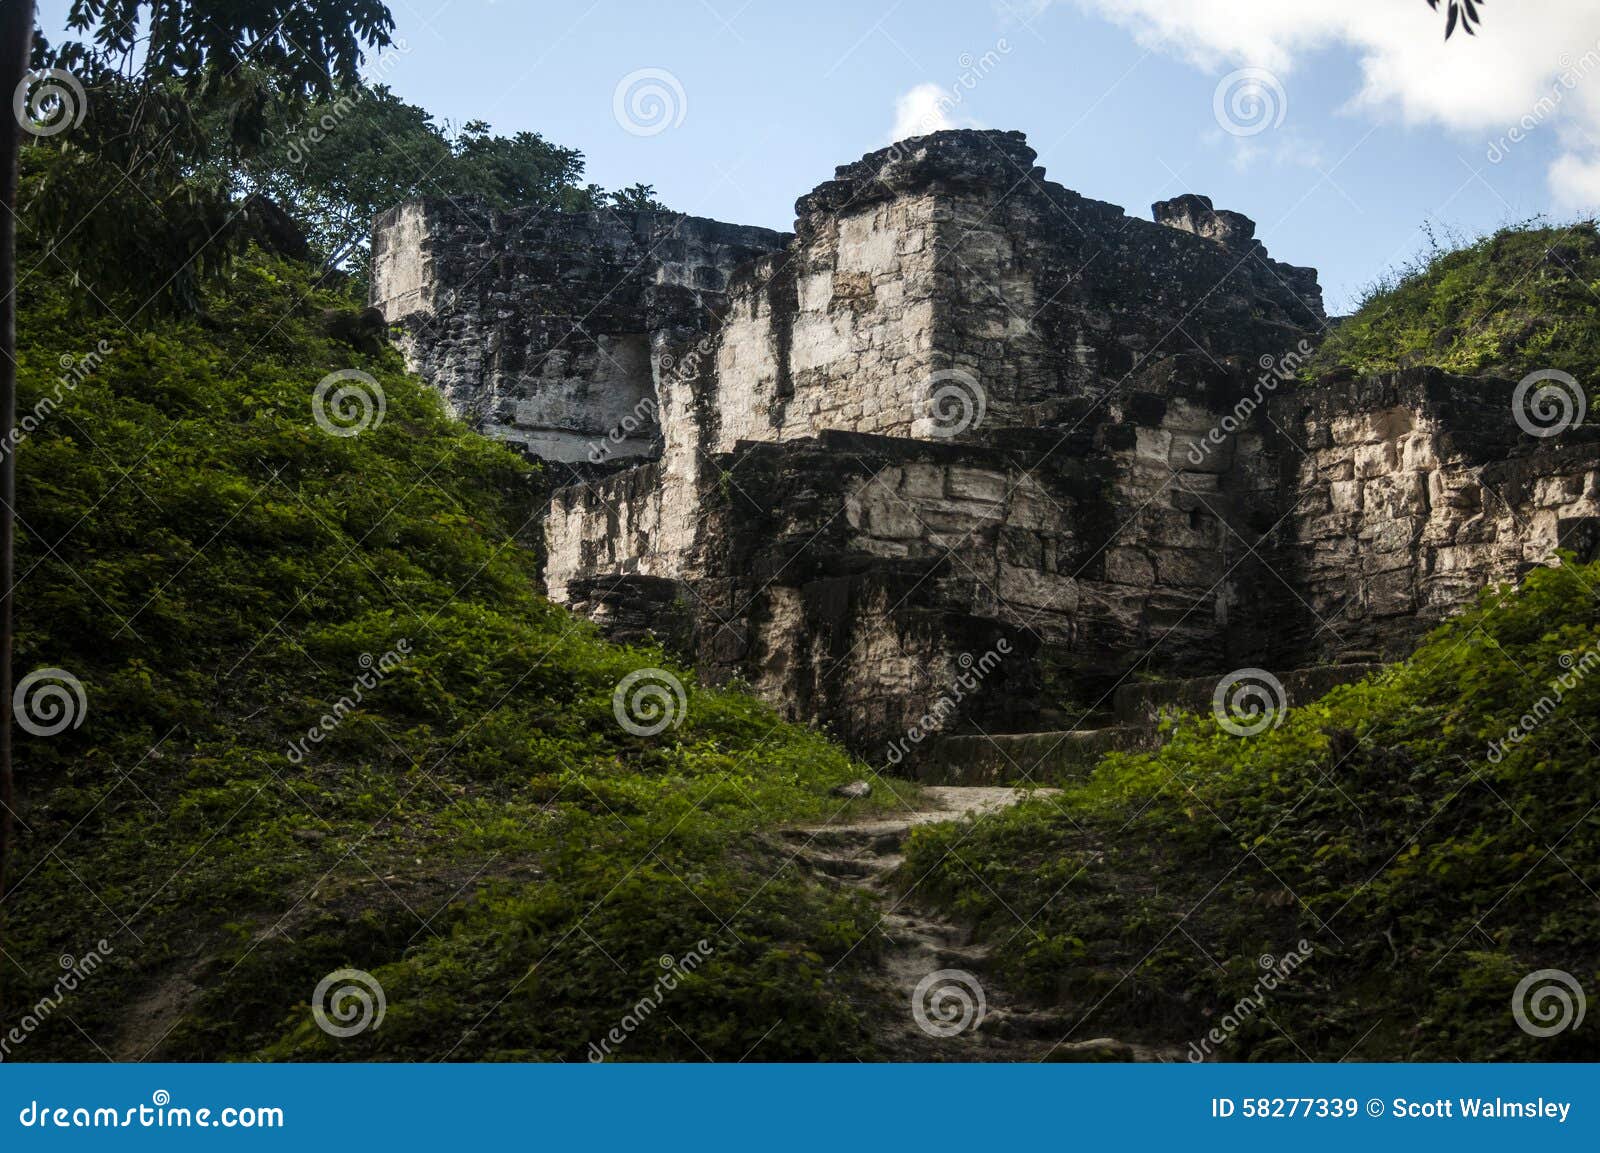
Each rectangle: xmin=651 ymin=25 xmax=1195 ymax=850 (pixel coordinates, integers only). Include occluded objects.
xmin=786 ymin=785 xmax=1178 ymax=1061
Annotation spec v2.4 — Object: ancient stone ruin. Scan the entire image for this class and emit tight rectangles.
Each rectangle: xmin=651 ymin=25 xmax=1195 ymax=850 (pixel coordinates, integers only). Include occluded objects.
xmin=372 ymin=129 xmax=1600 ymax=770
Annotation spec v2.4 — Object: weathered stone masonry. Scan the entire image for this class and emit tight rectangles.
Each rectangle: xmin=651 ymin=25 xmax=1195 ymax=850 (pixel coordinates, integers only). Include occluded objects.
xmin=372 ymin=130 xmax=1600 ymax=757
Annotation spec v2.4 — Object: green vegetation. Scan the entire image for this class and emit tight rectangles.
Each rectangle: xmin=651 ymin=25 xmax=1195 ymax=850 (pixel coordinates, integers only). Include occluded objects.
xmin=232 ymin=87 xmax=667 ymax=279
xmin=1310 ymin=220 xmax=1600 ymax=394
xmin=903 ymin=559 xmax=1600 ymax=1060
xmin=25 ymin=32 xmax=663 ymax=309
xmin=6 ymin=245 xmax=908 ymax=1061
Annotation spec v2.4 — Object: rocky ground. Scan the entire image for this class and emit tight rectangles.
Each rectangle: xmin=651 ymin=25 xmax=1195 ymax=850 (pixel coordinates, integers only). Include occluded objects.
xmin=784 ymin=786 xmax=1181 ymax=1061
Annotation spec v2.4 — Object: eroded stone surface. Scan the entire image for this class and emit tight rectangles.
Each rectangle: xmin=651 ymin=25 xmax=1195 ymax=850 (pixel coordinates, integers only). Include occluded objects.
xmin=373 ymin=129 xmax=1600 ymax=761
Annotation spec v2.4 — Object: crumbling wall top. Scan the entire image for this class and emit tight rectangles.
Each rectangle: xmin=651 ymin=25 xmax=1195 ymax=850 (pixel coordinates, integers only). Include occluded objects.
xmin=1152 ymin=193 xmax=1258 ymax=248
xmin=794 ymin=129 xmax=1044 ymax=230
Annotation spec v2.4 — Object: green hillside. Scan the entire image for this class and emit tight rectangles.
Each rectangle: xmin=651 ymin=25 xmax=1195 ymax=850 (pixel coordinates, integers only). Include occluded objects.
xmin=904 ymin=559 xmax=1600 ymax=1060
xmin=904 ymin=218 xmax=1600 ymax=1060
xmin=6 ymin=248 xmax=908 ymax=1061
xmin=1310 ymin=220 xmax=1600 ymax=392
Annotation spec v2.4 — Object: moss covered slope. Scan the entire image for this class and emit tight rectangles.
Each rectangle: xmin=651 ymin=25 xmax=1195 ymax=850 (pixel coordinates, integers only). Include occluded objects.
xmin=904 ymin=559 xmax=1600 ymax=1061
xmin=5 ymin=253 xmax=907 ymax=1062
xmin=1311 ymin=220 xmax=1600 ymax=392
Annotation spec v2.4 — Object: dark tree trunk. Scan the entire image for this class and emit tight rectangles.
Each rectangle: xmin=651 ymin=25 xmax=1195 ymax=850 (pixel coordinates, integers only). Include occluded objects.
xmin=0 ymin=0 xmax=36 ymax=1018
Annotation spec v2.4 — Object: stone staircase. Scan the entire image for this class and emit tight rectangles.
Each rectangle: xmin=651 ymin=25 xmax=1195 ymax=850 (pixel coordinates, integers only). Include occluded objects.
xmin=781 ymin=786 xmax=1178 ymax=1061
xmin=911 ymin=663 xmax=1384 ymax=786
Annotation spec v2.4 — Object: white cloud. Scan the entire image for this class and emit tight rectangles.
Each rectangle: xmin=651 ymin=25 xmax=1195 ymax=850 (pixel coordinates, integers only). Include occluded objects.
xmin=890 ymin=82 xmax=983 ymax=143
xmin=1070 ymin=0 xmax=1600 ymax=209
xmin=1550 ymin=153 xmax=1600 ymax=211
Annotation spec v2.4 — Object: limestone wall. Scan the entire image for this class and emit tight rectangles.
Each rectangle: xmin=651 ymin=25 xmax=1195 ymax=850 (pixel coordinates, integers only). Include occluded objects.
xmin=1271 ymin=368 xmax=1600 ymax=661
xmin=370 ymin=198 xmax=787 ymax=463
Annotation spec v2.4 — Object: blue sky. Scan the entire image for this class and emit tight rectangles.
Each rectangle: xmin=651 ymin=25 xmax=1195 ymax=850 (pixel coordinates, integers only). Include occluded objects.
xmin=35 ymin=0 xmax=1600 ymax=313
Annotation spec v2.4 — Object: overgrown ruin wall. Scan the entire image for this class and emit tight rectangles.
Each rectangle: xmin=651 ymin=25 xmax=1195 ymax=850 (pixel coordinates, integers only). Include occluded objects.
xmin=373 ymin=130 xmax=1600 ymax=759
xmin=1269 ymin=368 xmax=1600 ymax=664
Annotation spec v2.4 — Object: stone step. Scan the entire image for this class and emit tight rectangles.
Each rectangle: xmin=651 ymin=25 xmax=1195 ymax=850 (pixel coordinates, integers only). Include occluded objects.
xmin=793 ymin=851 xmax=899 ymax=880
xmin=778 ymin=823 xmax=912 ymax=854
xmin=911 ymin=726 xmax=1154 ymax=785
xmin=1111 ymin=663 xmax=1384 ymax=728
xmin=909 ymin=664 xmax=1387 ymax=784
